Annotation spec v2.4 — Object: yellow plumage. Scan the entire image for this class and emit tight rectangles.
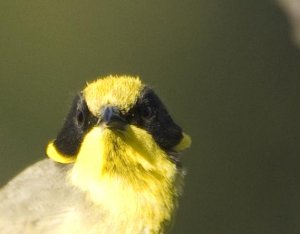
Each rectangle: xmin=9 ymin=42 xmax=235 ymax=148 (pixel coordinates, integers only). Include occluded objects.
xmin=70 ymin=125 xmax=177 ymax=233
xmin=83 ymin=75 xmax=143 ymax=115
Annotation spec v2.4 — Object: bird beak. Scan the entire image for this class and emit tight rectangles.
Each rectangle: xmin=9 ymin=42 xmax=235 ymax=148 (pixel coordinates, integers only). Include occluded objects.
xmin=102 ymin=106 xmax=127 ymax=130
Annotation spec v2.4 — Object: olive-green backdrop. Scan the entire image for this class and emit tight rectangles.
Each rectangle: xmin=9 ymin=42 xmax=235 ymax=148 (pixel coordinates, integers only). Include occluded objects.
xmin=1 ymin=1 xmax=300 ymax=233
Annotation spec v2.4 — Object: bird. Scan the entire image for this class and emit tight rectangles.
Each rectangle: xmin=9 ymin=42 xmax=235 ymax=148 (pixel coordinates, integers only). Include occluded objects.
xmin=0 ymin=75 xmax=191 ymax=234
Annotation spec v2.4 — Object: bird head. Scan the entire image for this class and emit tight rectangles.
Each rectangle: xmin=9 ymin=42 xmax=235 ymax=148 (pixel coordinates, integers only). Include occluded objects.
xmin=46 ymin=75 xmax=191 ymax=198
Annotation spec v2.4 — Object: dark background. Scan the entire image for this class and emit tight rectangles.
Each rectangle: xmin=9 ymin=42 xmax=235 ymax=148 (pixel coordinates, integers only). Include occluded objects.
xmin=1 ymin=1 xmax=300 ymax=233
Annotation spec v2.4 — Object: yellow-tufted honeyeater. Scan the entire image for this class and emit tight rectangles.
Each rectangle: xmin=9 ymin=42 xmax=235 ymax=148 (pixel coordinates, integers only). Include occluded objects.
xmin=0 ymin=75 xmax=191 ymax=234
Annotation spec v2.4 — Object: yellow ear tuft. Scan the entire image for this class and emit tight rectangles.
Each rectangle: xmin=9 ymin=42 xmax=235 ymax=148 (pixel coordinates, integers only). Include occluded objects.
xmin=173 ymin=132 xmax=192 ymax=152
xmin=46 ymin=141 xmax=76 ymax=164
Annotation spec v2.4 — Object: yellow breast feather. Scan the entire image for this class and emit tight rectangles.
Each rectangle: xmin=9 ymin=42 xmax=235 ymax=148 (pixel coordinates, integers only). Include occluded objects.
xmin=69 ymin=125 xmax=178 ymax=233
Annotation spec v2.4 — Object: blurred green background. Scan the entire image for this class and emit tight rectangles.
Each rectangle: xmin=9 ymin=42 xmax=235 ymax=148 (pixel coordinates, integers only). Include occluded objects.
xmin=1 ymin=1 xmax=300 ymax=233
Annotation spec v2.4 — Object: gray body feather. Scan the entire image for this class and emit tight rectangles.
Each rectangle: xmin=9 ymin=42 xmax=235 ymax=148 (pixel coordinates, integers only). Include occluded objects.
xmin=0 ymin=159 xmax=105 ymax=234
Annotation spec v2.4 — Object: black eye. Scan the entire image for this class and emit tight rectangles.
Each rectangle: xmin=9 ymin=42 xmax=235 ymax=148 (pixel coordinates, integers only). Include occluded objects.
xmin=76 ymin=109 xmax=85 ymax=127
xmin=140 ymin=105 xmax=154 ymax=120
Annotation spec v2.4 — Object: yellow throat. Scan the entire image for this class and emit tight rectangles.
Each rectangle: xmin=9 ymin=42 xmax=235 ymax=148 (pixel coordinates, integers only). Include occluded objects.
xmin=70 ymin=125 xmax=178 ymax=233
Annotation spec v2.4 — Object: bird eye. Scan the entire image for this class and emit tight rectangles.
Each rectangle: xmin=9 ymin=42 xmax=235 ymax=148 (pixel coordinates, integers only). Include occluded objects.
xmin=141 ymin=105 xmax=154 ymax=120
xmin=130 ymin=112 xmax=135 ymax=118
xmin=76 ymin=109 xmax=85 ymax=127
